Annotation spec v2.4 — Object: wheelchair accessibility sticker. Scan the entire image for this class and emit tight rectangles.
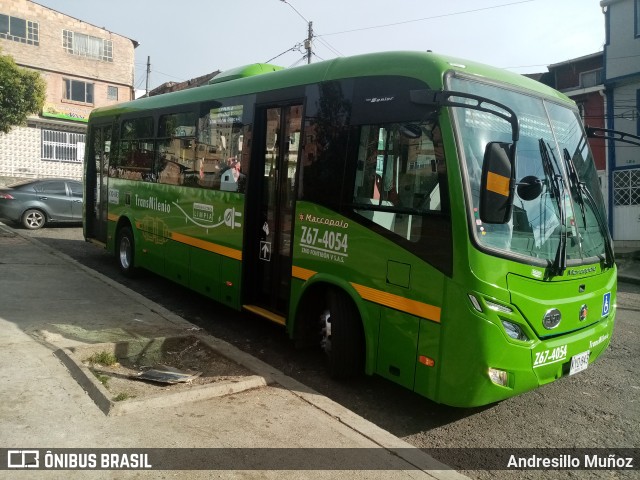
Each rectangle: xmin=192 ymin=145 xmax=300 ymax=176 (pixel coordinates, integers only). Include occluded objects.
xmin=602 ymin=292 xmax=611 ymax=317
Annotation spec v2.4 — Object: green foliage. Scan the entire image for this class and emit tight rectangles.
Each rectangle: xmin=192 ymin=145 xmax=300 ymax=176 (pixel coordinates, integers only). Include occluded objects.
xmin=0 ymin=51 xmax=46 ymax=134
xmin=86 ymin=351 xmax=119 ymax=366
xmin=113 ymin=392 xmax=134 ymax=402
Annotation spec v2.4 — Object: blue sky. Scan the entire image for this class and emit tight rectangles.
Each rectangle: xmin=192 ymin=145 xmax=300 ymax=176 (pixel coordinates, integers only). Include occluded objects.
xmin=33 ymin=0 xmax=605 ymax=91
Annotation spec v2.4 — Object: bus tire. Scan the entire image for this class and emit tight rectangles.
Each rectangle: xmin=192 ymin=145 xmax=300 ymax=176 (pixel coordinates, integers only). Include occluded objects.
xmin=116 ymin=226 xmax=137 ymax=277
xmin=320 ymin=288 xmax=365 ymax=379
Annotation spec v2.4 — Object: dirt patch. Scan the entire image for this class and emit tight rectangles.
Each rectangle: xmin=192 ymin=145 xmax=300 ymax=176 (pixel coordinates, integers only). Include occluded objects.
xmin=72 ymin=336 xmax=254 ymax=403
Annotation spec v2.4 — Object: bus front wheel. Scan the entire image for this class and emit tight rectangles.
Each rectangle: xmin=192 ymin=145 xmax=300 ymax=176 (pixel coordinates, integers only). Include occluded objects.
xmin=320 ymin=289 xmax=365 ymax=379
xmin=117 ymin=226 xmax=137 ymax=277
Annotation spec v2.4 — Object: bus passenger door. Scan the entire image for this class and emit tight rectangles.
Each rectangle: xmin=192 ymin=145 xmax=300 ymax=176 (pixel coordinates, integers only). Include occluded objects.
xmin=244 ymin=104 xmax=303 ymax=320
xmin=85 ymin=124 xmax=110 ymax=243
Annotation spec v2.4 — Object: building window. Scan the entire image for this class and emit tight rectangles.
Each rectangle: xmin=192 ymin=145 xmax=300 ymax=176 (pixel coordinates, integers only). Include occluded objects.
xmin=0 ymin=14 xmax=39 ymax=45
xmin=107 ymin=85 xmax=119 ymax=100
xmin=580 ymin=69 xmax=603 ymax=88
xmin=64 ymin=79 xmax=94 ymax=104
xmin=42 ymin=130 xmax=86 ymax=163
xmin=62 ymin=30 xmax=113 ymax=62
xmin=613 ymin=169 xmax=640 ymax=206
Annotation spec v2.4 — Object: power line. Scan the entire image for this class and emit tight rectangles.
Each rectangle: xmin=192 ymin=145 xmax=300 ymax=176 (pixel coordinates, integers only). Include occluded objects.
xmin=265 ymin=42 xmax=305 ymax=64
xmin=317 ymin=0 xmax=536 ymax=37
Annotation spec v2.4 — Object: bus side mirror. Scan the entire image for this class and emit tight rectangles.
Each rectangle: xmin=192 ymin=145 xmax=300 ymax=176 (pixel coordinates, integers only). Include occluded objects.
xmin=479 ymin=142 xmax=514 ymax=224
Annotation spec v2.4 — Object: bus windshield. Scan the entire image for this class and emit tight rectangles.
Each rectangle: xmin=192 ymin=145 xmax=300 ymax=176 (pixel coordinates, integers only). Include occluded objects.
xmin=450 ymin=77 xmax=608 ymax=267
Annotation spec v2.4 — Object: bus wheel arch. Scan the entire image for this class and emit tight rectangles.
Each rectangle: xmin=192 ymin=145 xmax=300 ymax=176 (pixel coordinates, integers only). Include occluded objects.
xmin=115 ymin=219 xmax=138 ymax=277
xmin=294 ymin=281 xmax=366 ymax=379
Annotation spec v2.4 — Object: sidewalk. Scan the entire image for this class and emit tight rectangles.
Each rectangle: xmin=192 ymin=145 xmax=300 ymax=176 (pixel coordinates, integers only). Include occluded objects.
xmin=0 ymin=223 xmax=467 ymax=479
xmin=616 ymin=247 xmax=640 ymax=285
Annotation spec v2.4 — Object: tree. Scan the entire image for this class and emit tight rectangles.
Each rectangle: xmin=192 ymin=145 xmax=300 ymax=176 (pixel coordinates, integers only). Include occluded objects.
xmin=0 ymin=51 xmax=46 ymax=134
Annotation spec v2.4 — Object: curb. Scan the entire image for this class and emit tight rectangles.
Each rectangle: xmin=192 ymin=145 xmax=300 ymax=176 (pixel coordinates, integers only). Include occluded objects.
xmin=54 ymin=340 xmax=269 ymax=417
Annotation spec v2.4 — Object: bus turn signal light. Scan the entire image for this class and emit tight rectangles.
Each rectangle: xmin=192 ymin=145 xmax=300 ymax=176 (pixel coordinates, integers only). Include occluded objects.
xmin=419 ymin=355 xmax=435 ymax=367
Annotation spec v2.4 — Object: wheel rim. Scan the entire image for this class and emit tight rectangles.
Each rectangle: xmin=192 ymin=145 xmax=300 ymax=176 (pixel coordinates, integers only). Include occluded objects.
xmin=26 ymin=211 xmax=44 ymax=228
xmin=119 ymin=236 xmax=131 ymax=270
xmin=320 ymin=309 xmax=332 ymax=354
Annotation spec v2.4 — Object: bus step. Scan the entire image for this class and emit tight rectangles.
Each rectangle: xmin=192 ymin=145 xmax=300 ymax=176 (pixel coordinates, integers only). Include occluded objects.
xmin=242 ymin=305 xmax=286 ymax=326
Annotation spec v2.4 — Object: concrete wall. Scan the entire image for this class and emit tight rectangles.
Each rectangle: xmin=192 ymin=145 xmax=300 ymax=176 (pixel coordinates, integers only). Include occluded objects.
xmin=604 ymin=0 xmax=640 ymax=80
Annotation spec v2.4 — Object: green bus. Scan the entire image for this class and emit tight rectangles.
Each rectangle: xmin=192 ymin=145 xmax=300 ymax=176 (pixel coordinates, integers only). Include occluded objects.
xmin=84 ymin=51 xmax=616 ymax=407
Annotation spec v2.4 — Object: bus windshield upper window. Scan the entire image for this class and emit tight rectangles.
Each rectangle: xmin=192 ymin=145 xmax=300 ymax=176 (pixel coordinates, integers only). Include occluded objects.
xmin=450 ymin=77 xmax=608 ymax=265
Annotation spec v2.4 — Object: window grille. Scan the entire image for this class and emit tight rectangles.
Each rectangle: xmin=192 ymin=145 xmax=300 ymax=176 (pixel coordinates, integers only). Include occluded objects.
xmin=613 ymin=168 xmax=640 ymax=206
xmin=41 ymin=129 xmax=86 ymax=163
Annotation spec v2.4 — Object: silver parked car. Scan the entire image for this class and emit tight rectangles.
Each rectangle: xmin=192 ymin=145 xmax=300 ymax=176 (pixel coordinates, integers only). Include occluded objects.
xmin=0 ymin=178 xmax=83 ymax=229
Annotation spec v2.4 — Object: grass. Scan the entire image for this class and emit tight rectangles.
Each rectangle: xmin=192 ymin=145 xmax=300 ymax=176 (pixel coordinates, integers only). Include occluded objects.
xmin=92 ymin=371 xmax=110 ymax=387
xmin=113 ymin=392 xmax=134 ymax=402
xmin=86 ymin=351 xmax=118 ymax=366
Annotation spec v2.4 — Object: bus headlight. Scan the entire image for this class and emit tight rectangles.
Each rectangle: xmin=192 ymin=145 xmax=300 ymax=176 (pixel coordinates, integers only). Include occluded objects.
xmin=501 ymin=320 xmax=529 ymax=341
xmin=488 ymin=368 xmax=508 ymax=387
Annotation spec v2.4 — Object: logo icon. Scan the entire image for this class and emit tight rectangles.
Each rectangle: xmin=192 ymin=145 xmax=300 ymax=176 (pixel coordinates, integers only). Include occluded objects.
xmin=7 ymin=450 xmax=39 ymax=468
xmin=542 ymin=308 xmax=562 ymax=330
xmin=579 ymin=304 xmax=588 ymax=322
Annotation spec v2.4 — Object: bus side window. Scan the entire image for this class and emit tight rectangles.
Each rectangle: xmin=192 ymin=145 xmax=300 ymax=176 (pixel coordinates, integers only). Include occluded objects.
xmin=351 ymin=122 xmax=448 ymax=241
xmin=197 ymin=105 xmax=247 ymax=192
xmin=157 ymin=112 xmax=197 ymax=186
xmin=115 ymin=117 xmax=154 ymax=181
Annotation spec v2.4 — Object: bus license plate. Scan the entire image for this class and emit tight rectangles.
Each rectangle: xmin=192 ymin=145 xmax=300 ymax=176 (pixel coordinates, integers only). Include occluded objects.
xmin=569 ymin=351 xmax=590 ymax=375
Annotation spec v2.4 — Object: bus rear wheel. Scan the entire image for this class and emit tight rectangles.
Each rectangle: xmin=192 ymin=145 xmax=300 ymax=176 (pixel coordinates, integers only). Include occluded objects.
xmin=117 ymin=226 xmax=137 ymax=277
xmin=320 ymin=289 xmax=365 ymax=379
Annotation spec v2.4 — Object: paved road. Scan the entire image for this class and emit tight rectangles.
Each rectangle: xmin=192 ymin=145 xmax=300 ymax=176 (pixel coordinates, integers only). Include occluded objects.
xmin=16 ymin=225 xmax=640 ymax=479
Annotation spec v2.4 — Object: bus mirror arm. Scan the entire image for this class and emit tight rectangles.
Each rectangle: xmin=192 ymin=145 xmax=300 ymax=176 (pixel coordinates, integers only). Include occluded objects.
xmin=410 ymin=89 xmax=520 ymax=142
xmin=586 ymin=126 xmax=640 ymax=147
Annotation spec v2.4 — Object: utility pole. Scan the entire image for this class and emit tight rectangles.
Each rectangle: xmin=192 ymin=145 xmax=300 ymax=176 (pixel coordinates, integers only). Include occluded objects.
xmin=305 ymin=21 xmax=313 ymax=64
xmin=281 ymin=0 xmax=313 ymax=64
xmin=145 ymin=56 xmax=151 ymax=96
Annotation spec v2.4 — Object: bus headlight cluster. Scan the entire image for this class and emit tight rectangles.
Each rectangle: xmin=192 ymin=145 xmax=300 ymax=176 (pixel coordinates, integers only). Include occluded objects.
xmin=501 ymin=320 xmax=529 ymax=341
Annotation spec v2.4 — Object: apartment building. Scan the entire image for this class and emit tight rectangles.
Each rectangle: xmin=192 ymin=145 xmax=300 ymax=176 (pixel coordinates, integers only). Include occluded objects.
xmin=601 ymin=0 xmax=640 ymax=243
xmin=0 ymin=0 xmax=137 ymax=182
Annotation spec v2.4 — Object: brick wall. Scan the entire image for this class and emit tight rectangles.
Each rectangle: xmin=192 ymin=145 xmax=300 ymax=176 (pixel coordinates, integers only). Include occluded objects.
xmin=0 ymin=0 xmax=136 ymax=182
xmin=0 ymin=0 xmax=135 ymax=86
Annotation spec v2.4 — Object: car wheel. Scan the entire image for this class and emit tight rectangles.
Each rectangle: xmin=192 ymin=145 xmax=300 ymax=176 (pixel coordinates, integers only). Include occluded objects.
xmin=22 ymin=209 xmax=46 ymax=229
xmin=320 ymin=288 xmax=365 ymax=379
xmin=117 ymin=226 xmax=138 ymax=277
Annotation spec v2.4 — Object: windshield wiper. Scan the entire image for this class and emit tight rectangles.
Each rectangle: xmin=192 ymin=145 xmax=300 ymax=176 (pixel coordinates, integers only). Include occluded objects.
xmin=562 ymin=148 xmax=615 ymax=269
xmin=562 ymin=149 xmax=587 ymax=229
xmin=539 ymin=139 xmax=566 ymax=276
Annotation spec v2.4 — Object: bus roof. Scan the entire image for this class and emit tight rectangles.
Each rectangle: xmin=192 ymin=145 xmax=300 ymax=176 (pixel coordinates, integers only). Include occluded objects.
xmin=90 ymin=51 xmax=571 ymax=120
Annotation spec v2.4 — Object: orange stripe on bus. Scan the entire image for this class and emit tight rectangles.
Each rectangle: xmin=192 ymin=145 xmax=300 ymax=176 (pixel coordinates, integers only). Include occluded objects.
xmin=350 ymin=282 xmax=441 ymax=323
xmin=486 ymin=171 xmax=510 ymax=197
xmin=170 ymin=232 xmax=242 ymax=261
xmin=107 ymin=213 xmax=119 ymax=222
xmin=292 ymin=265 xmax=316 ymax=281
